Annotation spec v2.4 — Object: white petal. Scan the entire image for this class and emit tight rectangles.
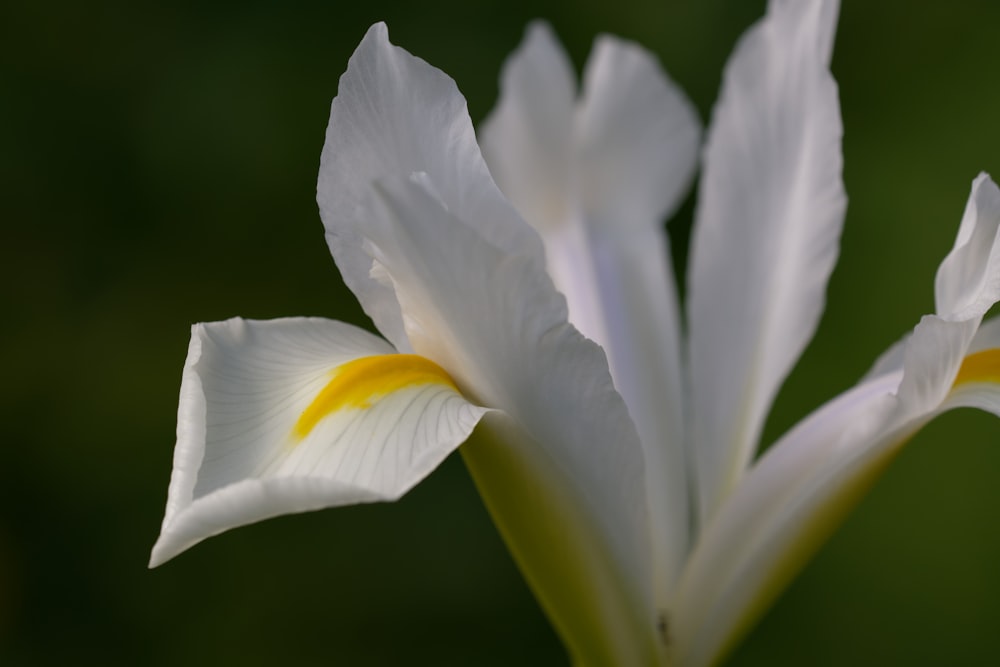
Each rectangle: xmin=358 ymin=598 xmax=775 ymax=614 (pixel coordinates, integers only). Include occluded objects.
xmin=686 ymin=0 xmax=847 ymax=521
xmin=574 ymin=35 xmax=700 ymax=599
xmin=861 ymin=328 xmax=909 ymax=381
xmin=964 ymin=314 xmax=1000 ymax=354
xmin=674 ymin=312 xmax=976 ymax=666
xmin=944 ymin=315 xmax=1000 ymax=415
xmin=895 ymin=316 xmax=979 ymax=413
xmin=318 ymin=22 xmax=544 ymax=351
xmin=479 ymin=21 xmax=577 ymax=237
xmin=935 ymin=173 xmax=1000 ymax=320
xmin=363 ymin=176 xmax=661 ymax=664
xmin=575 ymin=34 xmax=700 ymax=230
xmin=150 ymin=317 xmax=489 ymax=567
xmin=865 ymin=176 xmax=1000 ymax=381
xmin=585 ymin=225 xmax=691 ymax=604
xmin=484 ymin=27 xmax=699 ymax=600
xmin=673 ymin=373 xmax=904 ymax=667
xmin=677 ymin=171 xmax=1000 ymax=655
xmin=479 ymin=24 xmax=610 ymax=348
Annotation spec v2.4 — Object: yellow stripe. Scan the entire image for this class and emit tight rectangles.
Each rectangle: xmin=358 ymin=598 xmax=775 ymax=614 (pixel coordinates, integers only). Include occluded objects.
xmin=953 ymin=348 xmax=1000 ymax=387
xmin=293 ymin=354 xmax=457 ymax=440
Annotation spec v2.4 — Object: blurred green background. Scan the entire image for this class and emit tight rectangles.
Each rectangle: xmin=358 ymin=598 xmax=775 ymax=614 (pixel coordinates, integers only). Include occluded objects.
xmin=3 ymin=0 xmax=999 ymax=664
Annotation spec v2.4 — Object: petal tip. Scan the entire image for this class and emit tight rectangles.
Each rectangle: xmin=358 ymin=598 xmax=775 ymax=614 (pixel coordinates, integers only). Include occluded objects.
xmin=148 ymin=530 xmax=181 ymax=569
xmin=364 ymin=20 xmax=389 ymax=42
xmin=525 ymin=18 xmax=554 ymax=39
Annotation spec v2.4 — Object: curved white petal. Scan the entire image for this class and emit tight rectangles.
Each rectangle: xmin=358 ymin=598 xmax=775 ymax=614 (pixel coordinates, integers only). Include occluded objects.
xmin=150 ymin=317 xmax=489 ymax=567
xmin=482 ymin=26 xmax=699 ymax=600
xmin=866 ymin=175 xmax=1000 ymax=382
xmin=673 ymin=372 xmax=902 ymax=667
xmin=674 ymin=314 xmax=978 ymax=667
xmin=362 ymin=176 xmax=661 ymax=664
xmin=945 ymin=314 xmax=1000 ymax=415
xmin=861 ymin=330 xmax=909 ymax=381
xmin=686 ymin=0 xmax=847 ymax=522
xmin=935 ymin=173 xmax=1000 ymax=320
xmin=674 ymin=174 xmax=1000 ymax=666
xmin=966 ymin=314 xmax=1000 ymax=354
xmin=318 ymin=22 xmax=544 ymax=351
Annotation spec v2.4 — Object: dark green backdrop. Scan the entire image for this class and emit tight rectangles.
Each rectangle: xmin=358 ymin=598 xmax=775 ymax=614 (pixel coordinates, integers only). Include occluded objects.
xmin=3 ymin=0 xmax=999 ymax=664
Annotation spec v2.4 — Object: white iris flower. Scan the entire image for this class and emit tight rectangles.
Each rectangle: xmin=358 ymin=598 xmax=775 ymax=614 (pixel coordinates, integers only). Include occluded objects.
xmin=151 ymin=1 xmax=1000 ymax=665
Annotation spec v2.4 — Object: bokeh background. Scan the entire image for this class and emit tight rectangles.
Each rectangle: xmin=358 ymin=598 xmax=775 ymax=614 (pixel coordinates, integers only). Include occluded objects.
xmin=3 ymin=0 xmax=1000 ymax=664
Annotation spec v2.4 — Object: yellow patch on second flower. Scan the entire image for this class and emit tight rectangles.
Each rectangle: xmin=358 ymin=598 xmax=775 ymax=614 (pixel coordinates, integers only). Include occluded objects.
xmin=953 ymin=348 xmax=1000 ymax=387
xmin=293 ymin=354 xmax=458 ymax=440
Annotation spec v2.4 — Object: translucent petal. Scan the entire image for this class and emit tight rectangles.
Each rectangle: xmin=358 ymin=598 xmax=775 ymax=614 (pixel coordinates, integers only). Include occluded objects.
xmin=150 ymin=317 xmax=488 ymax=567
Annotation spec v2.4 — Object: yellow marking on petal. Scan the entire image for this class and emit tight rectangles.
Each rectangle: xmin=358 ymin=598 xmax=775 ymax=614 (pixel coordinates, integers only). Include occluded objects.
xmin=293 ymin=354 xmax=457 ymax=441
xmin=953 ymin=348 xmax=1000 ymax=387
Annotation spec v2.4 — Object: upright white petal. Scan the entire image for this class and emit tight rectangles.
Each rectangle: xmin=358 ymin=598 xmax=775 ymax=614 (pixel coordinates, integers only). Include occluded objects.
xmin=482 ymin=25 xmax=700 ymax=600
xmin=150 ymin=317 xmax=489 ymax=567
xmin=318 ymin=22 xmax=545 ymax=352
xmin=479 ymin=21 xmax=576 ymax=239
xmin=575 ymin=35 xmax=700 ymax=601
xmin=363 ymin=175 xmax=661 ymax=664
xmin=687 ymin=0 xmax=847 ymax=522
xmin=575 ymin=34 xmax=700 ymax=230
xmin=674 ymin=174 xmax=1000 ymax=667
xmin=866 ymin=175 xmax=1000 ymax=380
xmin=480 ymin=24 xmax=608 ymax=347
xmin=935 ymin=173 xmax=1000 ymax=320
